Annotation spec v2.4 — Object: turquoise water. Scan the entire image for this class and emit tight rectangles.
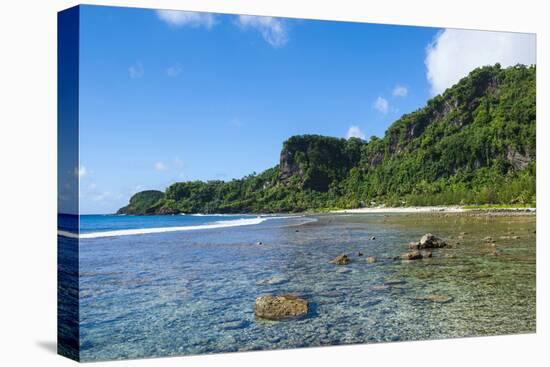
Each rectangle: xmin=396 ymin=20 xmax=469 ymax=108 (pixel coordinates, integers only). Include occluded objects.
xmin=71 ymin=213 xmax=536 ymax=361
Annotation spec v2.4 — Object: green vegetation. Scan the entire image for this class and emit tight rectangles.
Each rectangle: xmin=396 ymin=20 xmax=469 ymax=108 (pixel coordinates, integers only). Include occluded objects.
xmin=116 ymin=190 xmax=165 ymax=215
xmin=118 ymin=64 xmax=536 ymax=215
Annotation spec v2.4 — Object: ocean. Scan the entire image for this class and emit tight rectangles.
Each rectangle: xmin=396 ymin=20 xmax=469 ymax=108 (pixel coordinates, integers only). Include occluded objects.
xmin=58 ymin=213 xmax=536 ymax=361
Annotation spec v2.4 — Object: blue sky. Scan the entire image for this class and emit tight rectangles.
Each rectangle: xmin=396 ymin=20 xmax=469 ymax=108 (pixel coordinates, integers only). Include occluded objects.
xmin=75 ymin=5 xmax=536 ymax=214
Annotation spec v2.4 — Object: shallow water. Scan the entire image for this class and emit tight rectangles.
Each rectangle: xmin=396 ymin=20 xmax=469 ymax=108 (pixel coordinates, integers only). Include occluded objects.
xmin=75 ymin=213 xmax=536 ymax=361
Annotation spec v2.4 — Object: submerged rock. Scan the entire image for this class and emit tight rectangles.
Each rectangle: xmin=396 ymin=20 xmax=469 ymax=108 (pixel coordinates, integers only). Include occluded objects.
xmin=483 ymin=236 xmax=493 ymax=243
xmin=415 ymin=295 xmax=453 ymax=303
xmin=366 ymin=256 xmax=376 ymax=264
xmin=257 ymin=276 xmax=289 ymax=286
xmin=255 ymin=295 xmax=308 ymax=320
xmin=221 ymin=320 xmax=250 ymax=330
xmin=330 ymin=253 xmax=351 ymax=265
xmin=400 ymin=251 xmax=423 ymax=260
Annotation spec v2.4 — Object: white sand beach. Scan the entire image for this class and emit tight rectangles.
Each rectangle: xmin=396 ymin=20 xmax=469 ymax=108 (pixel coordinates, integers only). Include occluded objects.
xmin=331 ymin=206 xmax=466 ymax=214
xmin=331 ymin=206 xmax=536 ymax=214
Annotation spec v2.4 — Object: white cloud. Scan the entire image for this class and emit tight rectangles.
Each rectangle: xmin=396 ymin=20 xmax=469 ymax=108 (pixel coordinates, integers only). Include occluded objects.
xmin=392 ymin=85 xmax=408 ymax=97
xmin=154 ymin=161 xmax=168 ymax=171
xmin=425 ymin=29 xmax=536 ymax=95
xmin=128 ymin=62 xmax=144 ymax=79
xmin=373 ymin=96 xmax=389 ymax=114
xmin=166 ymin=63 xmax=182 ymax=77
xmin=75 ymin=165 xmax=87 ymax=178
xmin=346 ymin=126 xmax=366 ymax=140
xmin=156 ymin=10 xmax=216 ymax=29
xmin=236 ymin=15 xmax=288 ymax=47
xmin=92 ymin=192 xmax=111 ymax=202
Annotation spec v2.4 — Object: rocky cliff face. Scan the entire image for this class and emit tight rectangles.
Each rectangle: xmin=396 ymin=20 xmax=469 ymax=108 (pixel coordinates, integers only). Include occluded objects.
xmin=381 ymin=65 xmax=505 ymax=162
xmin=279 ymin=145 xmax=304 ymax=185
xmin=277 ymin=135 xmax=364 ymax=191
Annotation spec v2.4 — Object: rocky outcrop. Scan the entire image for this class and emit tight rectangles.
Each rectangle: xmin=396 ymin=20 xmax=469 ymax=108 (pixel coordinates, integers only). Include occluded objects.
xmin=409 ymin=233 xmax=447 ymax=249
xmin=255 ymin=295 xmax=308 ymax=320
xmin=330 ymin=253 xmax=351 ymax=265
xmin=279 ymin=146 xmax=304 ymax=185
xmin=278 ymin=135 xmax=364 ymax=191
xmin=507 ymin=149 xmax=532 ymax=170
xmin=116 ymin=190 xmax=165 ymax=215
xmin=400 ymin=251 xmax=423 ymax=260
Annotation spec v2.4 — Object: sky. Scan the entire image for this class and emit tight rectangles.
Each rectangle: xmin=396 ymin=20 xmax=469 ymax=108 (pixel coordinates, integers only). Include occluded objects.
xmin=74 ymin=5 xmax=536 ymax=214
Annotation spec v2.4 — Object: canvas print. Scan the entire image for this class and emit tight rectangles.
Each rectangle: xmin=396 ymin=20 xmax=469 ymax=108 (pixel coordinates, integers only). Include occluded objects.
xmin=58 ymin=4 xmax=536 ymax=362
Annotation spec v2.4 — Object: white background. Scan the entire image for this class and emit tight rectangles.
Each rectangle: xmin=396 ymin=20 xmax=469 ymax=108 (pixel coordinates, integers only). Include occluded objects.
xmin=0 ymin=0 xmax=547 ymax=365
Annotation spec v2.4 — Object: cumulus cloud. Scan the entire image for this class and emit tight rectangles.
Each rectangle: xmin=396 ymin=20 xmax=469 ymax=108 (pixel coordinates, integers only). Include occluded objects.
xmin=346 ymin=126 xmax=366 ymax=140
xmin=426 ymin=29 xmax=536 ymax=95
xmin=166 ymin=63 xmax=182 ymax=77
xmin=156 ymin=10 xmax=216 ymax=29
xmin=236 ymin=15 xmax=288 ymax=47
xmin=154 ymin=162 xmax=168 ymax=171
xmin=392 ymin=85 xmax=408 ymax=97
xmin=128 ymin=62 xmax=144 ymax=79
xmin=75 ymin=165 xmax=87 ymax=178
xmin=373 ymin=96 xmax=389 ymax=114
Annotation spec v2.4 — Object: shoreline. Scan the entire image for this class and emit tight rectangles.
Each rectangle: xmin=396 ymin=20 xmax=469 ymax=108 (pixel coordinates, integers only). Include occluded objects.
xmin=330 ymin=206 xmax=536 ymax=215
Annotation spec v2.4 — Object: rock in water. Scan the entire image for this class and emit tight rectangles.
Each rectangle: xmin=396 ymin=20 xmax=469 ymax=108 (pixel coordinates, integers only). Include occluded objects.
xmin=330 ymin=253 xmax=351 ymax=265
xmin=357 ymin=251 xmax=364 ymax=257
xmin=367 ymin=256 xmax=376 ymax=264
xmin=255 ymin=295 xmax=308 ymax=320
xmin=418 ymin=233 xmax=447 ymax=249
xmin=400 ymin=251 xmax=423 ymax=260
